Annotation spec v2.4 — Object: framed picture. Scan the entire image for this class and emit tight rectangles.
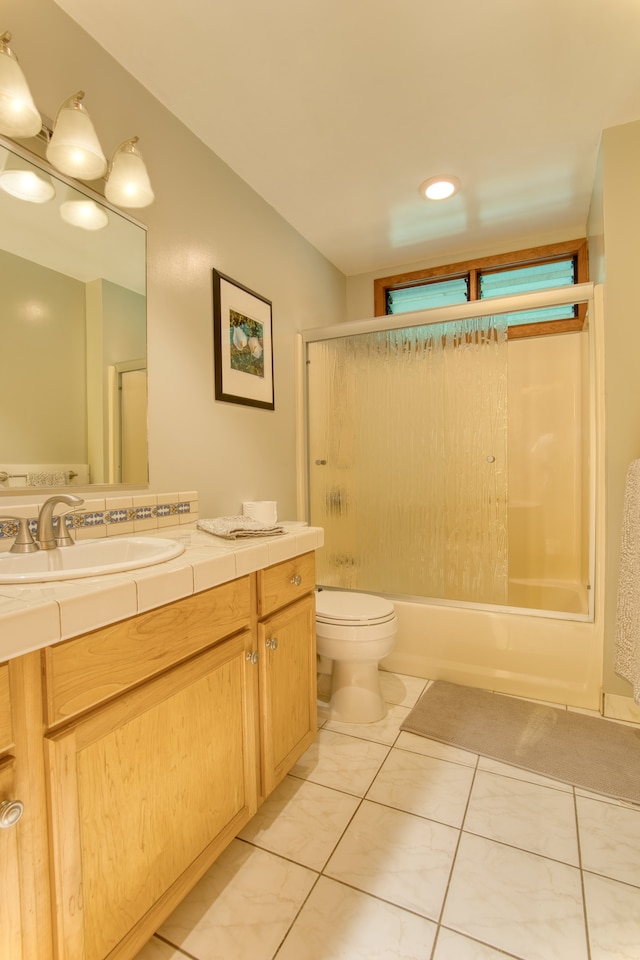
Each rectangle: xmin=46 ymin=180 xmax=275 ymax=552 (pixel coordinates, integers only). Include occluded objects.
xmin=212 ymin=269 xmax=275 ymax=409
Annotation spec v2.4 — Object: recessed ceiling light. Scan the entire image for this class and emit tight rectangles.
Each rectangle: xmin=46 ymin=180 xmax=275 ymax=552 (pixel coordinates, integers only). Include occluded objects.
xmin=419 ymin=176 xmax=460 ymax=200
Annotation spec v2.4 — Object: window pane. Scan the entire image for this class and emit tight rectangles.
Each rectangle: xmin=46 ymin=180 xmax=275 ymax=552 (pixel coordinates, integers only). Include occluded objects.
xmin=479 ymin=259 xmax=576 ymax=327
xmin=387 ymin=277 xmax=468 ymax=314
xmin=495 ymin=304 xmax=575 ymax=327
xmin=480 ymin=259 xmax=576 ymax=298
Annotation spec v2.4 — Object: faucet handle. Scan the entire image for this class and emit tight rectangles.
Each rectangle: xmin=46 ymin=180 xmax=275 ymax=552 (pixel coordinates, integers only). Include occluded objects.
xmin=0 ymin=516 xmax=38 ymax=554
xmin=55 ymin=510 xmax=77 ymax=548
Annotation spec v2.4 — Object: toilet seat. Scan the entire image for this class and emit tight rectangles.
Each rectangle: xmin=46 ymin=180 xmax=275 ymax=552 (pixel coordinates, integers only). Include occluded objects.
xmin=315 ymin=590 xmax=396 ymax=628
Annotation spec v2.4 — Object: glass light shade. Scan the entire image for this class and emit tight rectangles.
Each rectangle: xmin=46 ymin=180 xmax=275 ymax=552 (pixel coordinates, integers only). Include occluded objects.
xmin=0 ymin=154 xmax=55 ymax=202
xmin=419 ymin=176 xmax=461 ymax=200
xmin=105 ymin=138 xmax=154 ymax=208
xmin=60 ymin=198 xmax=109 ymax=230
xmin=46 ymin=91 xmax=107 ymax=180
xmin=0 ymin=32 xmax=42 ymax=138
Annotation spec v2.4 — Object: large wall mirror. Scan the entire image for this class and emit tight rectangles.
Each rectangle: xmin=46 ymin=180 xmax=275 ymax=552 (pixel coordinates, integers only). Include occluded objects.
xmin=0 ymin=135 xmax=147 ymax=492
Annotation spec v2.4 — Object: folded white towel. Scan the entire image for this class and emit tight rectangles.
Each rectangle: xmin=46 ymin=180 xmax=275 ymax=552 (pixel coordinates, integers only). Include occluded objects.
xmin=197 ymin=516 xmax=285 ymax=539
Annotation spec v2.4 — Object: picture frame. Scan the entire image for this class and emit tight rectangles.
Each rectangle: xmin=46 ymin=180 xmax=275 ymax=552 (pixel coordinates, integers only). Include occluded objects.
xmin=212 ymin=269 xmax=275 ymax=409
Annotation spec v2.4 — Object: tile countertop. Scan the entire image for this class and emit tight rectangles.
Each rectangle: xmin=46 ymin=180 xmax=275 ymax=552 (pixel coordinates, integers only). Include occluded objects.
xmin=0 ymin=522 xmax=324 ymax=663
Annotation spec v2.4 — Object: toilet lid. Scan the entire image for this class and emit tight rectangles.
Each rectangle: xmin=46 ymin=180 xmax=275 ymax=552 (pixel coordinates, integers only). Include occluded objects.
xmin=315 ymin=590 xmax=396 ymax=626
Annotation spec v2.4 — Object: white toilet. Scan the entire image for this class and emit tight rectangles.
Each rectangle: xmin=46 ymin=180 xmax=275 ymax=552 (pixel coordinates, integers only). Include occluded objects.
xmin=315 ymin=590 xmax=398 ymax=723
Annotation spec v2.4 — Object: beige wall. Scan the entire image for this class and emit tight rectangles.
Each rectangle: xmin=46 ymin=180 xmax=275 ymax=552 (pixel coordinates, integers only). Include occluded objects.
xmin=2 ymin=0 xmax=346 ymax=516
xmin=588 ymin=120 xmax=640 ymax=698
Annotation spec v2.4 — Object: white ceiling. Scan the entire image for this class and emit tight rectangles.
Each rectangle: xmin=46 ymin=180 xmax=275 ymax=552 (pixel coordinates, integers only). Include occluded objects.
xmin=53 ymin=0 xmax=640 ymax=277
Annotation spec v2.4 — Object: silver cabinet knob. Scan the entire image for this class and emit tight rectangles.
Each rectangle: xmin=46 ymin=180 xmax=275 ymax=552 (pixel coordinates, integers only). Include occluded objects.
xmin=246 ymin=651 xmax=259 ymax=665
xmin=266 ymin=637 xmax=279 ymax=651
xmin=0 ymin=799 xmax=24 ymax=828
xmin=290 ymin=574 xmax=302 ymax=586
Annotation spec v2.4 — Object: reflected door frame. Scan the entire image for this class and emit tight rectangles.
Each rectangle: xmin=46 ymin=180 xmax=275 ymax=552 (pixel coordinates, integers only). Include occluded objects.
xmin=107 ymin=359 xmax=148 ymax=484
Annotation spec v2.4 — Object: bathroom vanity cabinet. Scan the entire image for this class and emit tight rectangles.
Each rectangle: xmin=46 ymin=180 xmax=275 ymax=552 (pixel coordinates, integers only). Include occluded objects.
xmin=256 ymin=551 xmax=317 ymax=797
xmin=4 ymin=551 xmax=317 ymax=960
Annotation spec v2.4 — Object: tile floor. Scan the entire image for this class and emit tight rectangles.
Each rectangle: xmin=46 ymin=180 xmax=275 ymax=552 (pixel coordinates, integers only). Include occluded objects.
xmin=135 ymin=672 xmax=640 ymax=960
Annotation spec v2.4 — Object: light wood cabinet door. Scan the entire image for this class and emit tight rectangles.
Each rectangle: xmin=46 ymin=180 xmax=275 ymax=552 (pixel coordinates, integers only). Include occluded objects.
xmin=257 ymin=594 xmax=317 ymax=795
xmin=0 ymin=757 xmax=23 ymax=960
xmin=45 ymin=631 xmax=257 ymax=960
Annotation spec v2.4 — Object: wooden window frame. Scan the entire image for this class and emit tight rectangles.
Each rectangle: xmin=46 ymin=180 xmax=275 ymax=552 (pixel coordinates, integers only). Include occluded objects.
xmin=374 ymin=239 xmax=589 ymax=339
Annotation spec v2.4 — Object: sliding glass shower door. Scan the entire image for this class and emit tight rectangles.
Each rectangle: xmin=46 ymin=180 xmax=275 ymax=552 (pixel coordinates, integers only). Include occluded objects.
xmin=307 ymin=316 xmax=509 ymax=605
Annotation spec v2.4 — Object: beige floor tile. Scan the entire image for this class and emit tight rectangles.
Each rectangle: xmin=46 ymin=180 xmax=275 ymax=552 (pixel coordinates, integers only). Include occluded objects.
xmin=378 ymin=671 xmax=428 ymax=707
xmin=443 ymin=833 xmax=588 ymax=960
xmin=583 ymin=871 xmax=640 ymax=960
xmin=275 ymin=876 xmax=437 ymax=960
xmin=577 ymin=794 xmax=640 ymax=886
xmin=322 ymin=703 xmax=410 ymax=745
xmin=238 ymin=775 xmax=360 ymax=870
xmin=290 ymin=728 xmax=390 ymax=796
xmin=325 ymin=799 xmax=458 ymax=920
xmin=367 ymin=746 xmax=475 ymax=828
xmin=156 ymin=840 xmax=316 ymax=960
xmin=134 ymin=938 xmax=191 ymax=959
xmin=477 ymin=755 xmax=573 ymax=792
xmin=434 ymin=927 xmax=522 ymax=959
xmin=395 ymin=730 xmax=478 ymax=767
xmin=464 ymin=770 xmax=580 ymax=865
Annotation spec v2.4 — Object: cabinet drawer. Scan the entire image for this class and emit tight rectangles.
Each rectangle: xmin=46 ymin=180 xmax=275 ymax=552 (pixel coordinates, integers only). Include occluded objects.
xmin=257 ymin=552 xmax=315 ymax=617
xmin=44 ymin=576 xmax=251 ymax=726
xmin=0 ymin=663 xmax=12 ymax=753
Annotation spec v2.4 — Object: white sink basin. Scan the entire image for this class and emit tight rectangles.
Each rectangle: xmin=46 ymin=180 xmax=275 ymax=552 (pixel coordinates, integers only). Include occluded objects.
xmin=0 ymin=537 xmax=186 ymax=584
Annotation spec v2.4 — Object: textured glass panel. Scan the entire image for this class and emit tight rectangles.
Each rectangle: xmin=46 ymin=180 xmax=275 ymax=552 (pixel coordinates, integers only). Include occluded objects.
xmin=387 ymin=277 xmax=468 ymax=314
xmin=307 ymin=315 xmax=508 ymax=604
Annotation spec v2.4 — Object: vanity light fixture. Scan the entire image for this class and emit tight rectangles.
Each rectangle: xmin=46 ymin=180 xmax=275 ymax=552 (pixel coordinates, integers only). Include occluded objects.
xmin=419 ymin=176 xmax=461 ymax=200
xmin=105 ymin=137 xmax=154 ymax=208
xmin=1 ymin=27 xmax=155 ymax=208
xmin=60 ymin=198 xmax=109 ymax=230
xmin=46 ymin=91 xmax=107 ymax=181
xmin=0 ymin=31 xmax=42 ymax=139
xmin=0 ymin=151 xmax=55 ymax=202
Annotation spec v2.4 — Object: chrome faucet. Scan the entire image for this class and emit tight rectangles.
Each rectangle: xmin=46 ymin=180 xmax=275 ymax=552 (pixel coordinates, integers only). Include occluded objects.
xmin=36 ymin=494 xmax=84 ymax=550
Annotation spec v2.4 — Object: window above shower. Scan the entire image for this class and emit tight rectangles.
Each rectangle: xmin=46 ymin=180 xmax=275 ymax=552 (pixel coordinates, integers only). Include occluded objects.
xmin=375 ymin=239 xmax=588 ymax=339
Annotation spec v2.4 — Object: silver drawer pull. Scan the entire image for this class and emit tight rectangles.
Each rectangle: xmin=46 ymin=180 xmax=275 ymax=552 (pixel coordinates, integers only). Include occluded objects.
xmin=266 ymin=637 xmax=279 ymax=651
xmin=0 ymin=799 xmax=24 ymax=828
xmin=246 ymin=650 xmax=259 ymax=665
xmin=290 ymin=574 xmax=302 ymax=586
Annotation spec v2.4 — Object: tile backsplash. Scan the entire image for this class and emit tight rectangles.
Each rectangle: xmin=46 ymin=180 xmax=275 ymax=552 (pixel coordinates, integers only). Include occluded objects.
xmin=0 ymin=492 xmax=199 ymax=551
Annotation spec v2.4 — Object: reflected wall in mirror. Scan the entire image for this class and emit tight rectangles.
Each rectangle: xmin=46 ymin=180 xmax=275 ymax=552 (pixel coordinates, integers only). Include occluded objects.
xmin=0 ymin=136 xmax=148 ymax=491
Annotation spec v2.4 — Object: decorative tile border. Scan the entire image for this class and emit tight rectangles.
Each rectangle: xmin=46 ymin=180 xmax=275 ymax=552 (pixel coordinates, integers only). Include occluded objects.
xmin=0 ymin=494 xmax=198 ymax=545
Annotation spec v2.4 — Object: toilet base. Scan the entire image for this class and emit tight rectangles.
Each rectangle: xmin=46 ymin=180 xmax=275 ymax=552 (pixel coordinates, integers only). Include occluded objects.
xmin=326 ymin=660 xmax=387 ymax=723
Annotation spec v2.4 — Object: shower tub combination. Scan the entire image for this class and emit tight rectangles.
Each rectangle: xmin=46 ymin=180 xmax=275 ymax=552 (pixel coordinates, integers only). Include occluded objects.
xmin=299 ymin=284 xmax=602 ymax=709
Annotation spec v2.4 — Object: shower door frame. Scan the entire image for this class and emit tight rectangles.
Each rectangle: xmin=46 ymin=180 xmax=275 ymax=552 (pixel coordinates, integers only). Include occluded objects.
xmin=296 ymin=282 xmax=597 ymax=623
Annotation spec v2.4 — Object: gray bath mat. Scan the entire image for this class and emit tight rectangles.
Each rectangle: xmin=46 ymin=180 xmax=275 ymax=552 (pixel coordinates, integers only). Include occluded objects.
xmin=400 ymin=680 xmax=640 ymax=805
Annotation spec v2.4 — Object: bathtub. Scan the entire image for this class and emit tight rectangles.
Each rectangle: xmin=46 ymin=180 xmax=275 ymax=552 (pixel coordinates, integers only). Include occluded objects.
xmin=381 ymin=592 xmax=602 ymax=710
